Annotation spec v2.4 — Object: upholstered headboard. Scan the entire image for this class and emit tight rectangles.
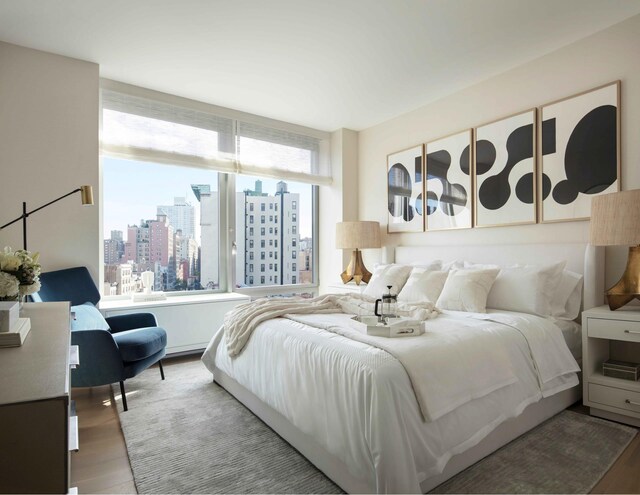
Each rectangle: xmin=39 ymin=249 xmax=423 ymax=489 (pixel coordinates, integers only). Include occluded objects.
xmin=392 ymin=243 xmax=605 ymax=310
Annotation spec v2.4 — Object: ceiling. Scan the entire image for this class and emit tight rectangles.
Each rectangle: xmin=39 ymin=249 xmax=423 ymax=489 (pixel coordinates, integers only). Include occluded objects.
xmin=1 ymin=0 xmax=639 ymax=131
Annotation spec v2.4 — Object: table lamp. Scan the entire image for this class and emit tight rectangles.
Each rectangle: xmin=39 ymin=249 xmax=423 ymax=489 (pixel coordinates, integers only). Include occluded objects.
xmin=336 ymin=221 xmax=381 ymax=285
xmin=590 ymin=189 xmax=640 ymax=310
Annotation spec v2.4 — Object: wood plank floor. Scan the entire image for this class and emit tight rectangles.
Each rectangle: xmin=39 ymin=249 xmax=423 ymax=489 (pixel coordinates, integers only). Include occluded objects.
xmin=71 ymin=356 xmax=640 ymax=494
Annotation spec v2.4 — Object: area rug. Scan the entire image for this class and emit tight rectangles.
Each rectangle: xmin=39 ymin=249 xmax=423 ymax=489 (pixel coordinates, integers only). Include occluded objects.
xmin=115 ymin=359 xmax=636 ymax=494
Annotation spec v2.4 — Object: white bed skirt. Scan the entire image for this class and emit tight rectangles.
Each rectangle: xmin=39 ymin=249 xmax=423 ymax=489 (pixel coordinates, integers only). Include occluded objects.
xmin=213 ymin=365 xmax=581 ymax=494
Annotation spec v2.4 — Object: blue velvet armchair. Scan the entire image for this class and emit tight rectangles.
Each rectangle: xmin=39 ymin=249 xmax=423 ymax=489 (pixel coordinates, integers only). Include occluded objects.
xmin=32 ymin=266 xmax=167 ymax=411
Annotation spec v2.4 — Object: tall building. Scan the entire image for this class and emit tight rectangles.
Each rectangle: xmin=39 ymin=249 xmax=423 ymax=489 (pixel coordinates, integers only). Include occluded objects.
xmin=104 ymin=230 xmax=125 ymax=265
xmin=191 ymin=184 xmax=219 ymax=289
xmin=235 ymin=180 xmax=299 ymax=287
xmin=103 ymin=263 xmax=133 ymax=295
xmin=157 ymin=197 xmax=195 ymax=240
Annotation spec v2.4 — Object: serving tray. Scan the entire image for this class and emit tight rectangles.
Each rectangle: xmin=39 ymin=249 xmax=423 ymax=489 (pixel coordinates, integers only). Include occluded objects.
xmin=348 ymin=316 xmax=425 ymax=338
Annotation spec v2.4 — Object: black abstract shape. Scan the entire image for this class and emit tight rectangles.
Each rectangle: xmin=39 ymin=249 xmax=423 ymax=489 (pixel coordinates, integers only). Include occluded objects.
xmin=540 ymin=173 xmax=552 ymax=200
xmin=479 ymin=123 xmax=533 ymax=210
xmin=460 ymin=145 xmax=471 ymax=175
xmin=415 ymin=156 xmax=422 ymax=183
xmin=426 ymin=191 xmax=438 ymax=215
xmin=515 ymin=173 xmax=534 ymax=204
xmin=475 ymin=140 xmax=496 ymax=175
xmin=552 ymin=105 xmax=617 ymax=205
xmin=415 ymin=193 xmax=423 ymax=216
xmin=388 ymin=163 xmax=414 ymax=221
xmin=426 ymin=150 xmax=468 ymax=217
xmin=542 ymin=118 xmax=556 ymax=155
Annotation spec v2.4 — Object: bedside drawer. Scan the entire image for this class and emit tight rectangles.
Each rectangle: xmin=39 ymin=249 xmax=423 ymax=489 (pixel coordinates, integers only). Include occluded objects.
xmin=589 ymin=383 xmax=640 ymax=414
xmin=587 ymin=318 xmax=640 ymax=343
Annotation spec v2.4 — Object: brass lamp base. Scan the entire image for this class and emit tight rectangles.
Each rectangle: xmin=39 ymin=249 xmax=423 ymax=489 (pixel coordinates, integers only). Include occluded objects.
xmin=340 ymin=248 xmax=372 ymax=286
xmin=606 ymin=245 xmax=640 ymax=310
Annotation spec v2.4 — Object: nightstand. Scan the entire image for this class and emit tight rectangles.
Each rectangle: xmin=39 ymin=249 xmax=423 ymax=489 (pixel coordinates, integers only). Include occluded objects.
xmin=325 ymin=282 xmax=365 ymax=295
xmin=582 ymin=305 xmax=640 ymax=427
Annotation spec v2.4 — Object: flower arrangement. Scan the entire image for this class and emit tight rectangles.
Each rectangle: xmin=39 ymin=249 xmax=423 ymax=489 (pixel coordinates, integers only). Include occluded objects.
xmin=0 ymin=247 xmax=42 ymax=301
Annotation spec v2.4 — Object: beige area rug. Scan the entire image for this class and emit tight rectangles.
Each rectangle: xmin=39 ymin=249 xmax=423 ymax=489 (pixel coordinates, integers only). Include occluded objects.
xmin=116 ymin=359 xmax=636 ymax=494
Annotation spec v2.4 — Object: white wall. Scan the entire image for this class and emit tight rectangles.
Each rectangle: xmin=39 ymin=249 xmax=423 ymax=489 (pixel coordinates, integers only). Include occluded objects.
xmin=358 ymin=14 xmax=640 ymax=287
xmin=0 ymin=42 xmax=99 ymax=281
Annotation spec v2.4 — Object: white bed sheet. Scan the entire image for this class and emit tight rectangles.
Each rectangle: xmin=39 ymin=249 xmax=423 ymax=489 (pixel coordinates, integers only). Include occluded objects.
xmin=553 ymin=319 xmax=582 ymax=360
xmin=202 ymin=311 xmax=578 ymax=494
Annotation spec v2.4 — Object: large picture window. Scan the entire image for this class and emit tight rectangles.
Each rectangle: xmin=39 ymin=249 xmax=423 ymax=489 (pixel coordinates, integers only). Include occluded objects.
xmin=101 ymin=83 xmax=324 ymax=296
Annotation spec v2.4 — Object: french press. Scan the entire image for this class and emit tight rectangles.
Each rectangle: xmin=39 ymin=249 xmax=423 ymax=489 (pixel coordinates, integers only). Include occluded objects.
xmin=374 ymin=285 xmax=398 ymax=324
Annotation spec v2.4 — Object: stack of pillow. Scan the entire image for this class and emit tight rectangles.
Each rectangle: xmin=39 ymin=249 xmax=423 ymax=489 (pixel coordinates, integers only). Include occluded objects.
xmin=361 ymin=259 xmax=583 ymax=320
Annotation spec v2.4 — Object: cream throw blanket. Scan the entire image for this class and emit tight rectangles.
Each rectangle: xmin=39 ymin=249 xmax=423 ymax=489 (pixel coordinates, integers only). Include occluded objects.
xmin=224 ymin=293 xmax=438 ymax=357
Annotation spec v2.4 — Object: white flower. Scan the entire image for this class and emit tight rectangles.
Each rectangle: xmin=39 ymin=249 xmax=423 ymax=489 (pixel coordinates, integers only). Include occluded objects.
xmin=0 ymin=254 xmax=22 ymax=271
xmin=0 ymin=272 xmax=20 ymax=298
xmin=19 ymin=280 xmax=41 ymax=296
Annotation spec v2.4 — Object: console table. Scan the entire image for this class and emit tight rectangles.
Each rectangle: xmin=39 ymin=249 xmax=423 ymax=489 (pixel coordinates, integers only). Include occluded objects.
xmin=0 ymin=302 xmax=75 ymax=494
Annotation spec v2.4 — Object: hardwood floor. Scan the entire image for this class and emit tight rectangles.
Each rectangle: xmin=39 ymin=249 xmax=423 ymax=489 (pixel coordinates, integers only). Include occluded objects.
xmin=71 ymin=357 xmax=640 ymax=494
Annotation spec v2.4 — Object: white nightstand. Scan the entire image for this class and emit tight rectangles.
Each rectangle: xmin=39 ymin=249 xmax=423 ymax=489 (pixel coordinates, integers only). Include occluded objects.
xmin=582 ymin=305 xmax=640 ymax=427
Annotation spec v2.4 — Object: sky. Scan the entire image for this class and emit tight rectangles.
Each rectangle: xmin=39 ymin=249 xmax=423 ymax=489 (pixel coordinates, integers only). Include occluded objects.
xmin=103 ymin=157 xmax=314 ymax=243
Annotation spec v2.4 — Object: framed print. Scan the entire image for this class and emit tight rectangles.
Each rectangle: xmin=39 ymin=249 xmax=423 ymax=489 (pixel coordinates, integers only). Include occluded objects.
xmin=387 ymin=145 xmax=424 ymax=233
xmin=425 ymin=130 xmax=472 ymax=231
xmin=474 ymin=109 xmax=537 ymax=227
xmin=540 ymin=81 xmax=620 ymax=222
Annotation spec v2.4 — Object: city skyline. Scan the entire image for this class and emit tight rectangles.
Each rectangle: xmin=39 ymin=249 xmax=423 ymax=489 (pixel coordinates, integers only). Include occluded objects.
xmin=103 ymin=157 xmax=314 ymax=241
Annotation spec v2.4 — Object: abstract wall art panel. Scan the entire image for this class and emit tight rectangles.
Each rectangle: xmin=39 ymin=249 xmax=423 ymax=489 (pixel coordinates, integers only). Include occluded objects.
xmin=540 ymin=81 xmax=620 ymax=222
xmin=387 ymin=145 xmax=424 ymax=233
xmin=474 ymin=109 xmax=537 ymax=227
xmin=425 ymin=130 xmax=472 ymax=231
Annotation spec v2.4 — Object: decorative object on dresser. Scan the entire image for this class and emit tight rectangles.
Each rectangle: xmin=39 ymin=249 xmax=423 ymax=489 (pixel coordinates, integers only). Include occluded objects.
xmin=582 ymin=305 xmax=640 ymax=427
xmin=474 ymin=109 xmax=537 ymax=227
xmin=590 ymin=189 xmax=640 ymax=310
xmin=31 ymin=266 xmax=167 ymax=411
xmin=335 ymin=221 xmax=381 ymax=285
xmin=424 ymin=129 xmax=473 ymax=231
xmin=387 ymin=145 xmax=424 ymax=232
xmin=540 ymin=81 xmax=620 ymax=222
xmin=0 ymin=247 xmax=41 ymax=304
xmin=0 ymin=185 xmax=93 ymax=250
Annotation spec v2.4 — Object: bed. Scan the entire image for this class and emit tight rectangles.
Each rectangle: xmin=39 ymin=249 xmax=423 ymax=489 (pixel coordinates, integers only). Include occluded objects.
xmin=202 ymin=242 xmax=604 ymax=493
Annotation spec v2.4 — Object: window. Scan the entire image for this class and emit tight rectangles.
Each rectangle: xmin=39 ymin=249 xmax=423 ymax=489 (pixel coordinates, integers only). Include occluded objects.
xmin=269 ymin=263 xmax=273 ymax=270
xmin=292 ymin=276 xmax=297 ymax=284
xmin=102 ymin=84 xmax=323 ymax=295
xmin=292 ymin=239 xmax=297 ymax=247
xmin=292 ymin=250 xmax=297 ymax=259
xmin=261 ymin=252 xmax=265 ymax=260
xmin=261 ymin=276 xmax=265 ymax=284
xmin=261 ymin=264 xmax=265 ymax=272
xmin=292 ymin=263 xmax=297 ymax=271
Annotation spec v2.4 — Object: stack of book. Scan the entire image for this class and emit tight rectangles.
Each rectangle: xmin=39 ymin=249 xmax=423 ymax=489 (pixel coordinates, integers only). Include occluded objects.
xmin=0 ymin=302 xmax=31 ymax=347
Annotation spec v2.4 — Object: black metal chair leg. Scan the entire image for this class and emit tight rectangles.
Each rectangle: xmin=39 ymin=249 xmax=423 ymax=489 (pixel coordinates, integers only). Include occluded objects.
xmin=159 ymin=360 xmax=165 ymax=380
xmin=119 ymin=381 xmax=128 ymax=412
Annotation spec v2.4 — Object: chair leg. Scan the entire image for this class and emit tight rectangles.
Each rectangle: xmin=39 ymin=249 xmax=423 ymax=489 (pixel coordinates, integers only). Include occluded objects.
xmin=159 ymin=360 xmax=165 ymax=380
xmin=119 ymin=381 xmax=128 ymax=412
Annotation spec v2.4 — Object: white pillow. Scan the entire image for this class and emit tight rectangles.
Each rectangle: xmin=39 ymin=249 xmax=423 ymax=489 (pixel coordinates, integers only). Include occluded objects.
xmin=408 ymin=260 xmax=442 ymax=270
xmin=486 ymin=262 xmax=566 ymax=316
xmin=551 ymin=270 xmax=583 ymax=320
xmin=436 ymin=268 xmax=500 ymax=313
xmin=363 ymin=264 xmax=412 ymax=299
xmin=398 ymin=269 xmax=448 ymax=304
xmin=441 ymin=260 xmax=465 ymax=271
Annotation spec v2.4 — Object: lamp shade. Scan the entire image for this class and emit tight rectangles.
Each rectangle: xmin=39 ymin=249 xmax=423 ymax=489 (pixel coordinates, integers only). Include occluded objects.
xmin=336 ymin=221 xmax=381 ymax=250
xmin=590 ymin=189 xmax=640 ymax=246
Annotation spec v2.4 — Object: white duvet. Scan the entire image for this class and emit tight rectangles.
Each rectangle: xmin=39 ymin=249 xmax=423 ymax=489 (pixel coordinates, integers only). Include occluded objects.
xmin=202 ymin=309 xmax=580 ymax=494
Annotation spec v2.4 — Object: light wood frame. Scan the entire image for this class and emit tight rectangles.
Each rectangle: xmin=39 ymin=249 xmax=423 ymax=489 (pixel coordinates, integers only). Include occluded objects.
xmin=473 ymin=108 xmax=538 ymax=228
xmin=538 ymin=80 xmax=621 ymax=224
xmin=424 ymin=129 xmax=474 ymax=232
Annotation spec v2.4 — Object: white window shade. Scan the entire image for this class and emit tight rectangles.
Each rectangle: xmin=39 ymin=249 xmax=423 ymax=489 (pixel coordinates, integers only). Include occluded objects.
xmin=236 ymin=121 xmax=331 ymax=185
xmin=101 ymin=87 xmax=332 ymax=185
xmin=101 ymin=90 xmax=237 ymax=173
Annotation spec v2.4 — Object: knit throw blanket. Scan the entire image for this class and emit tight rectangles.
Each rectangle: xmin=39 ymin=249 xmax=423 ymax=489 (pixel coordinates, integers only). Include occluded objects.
xmin=224 ymin=293 xmax=438 ymax=357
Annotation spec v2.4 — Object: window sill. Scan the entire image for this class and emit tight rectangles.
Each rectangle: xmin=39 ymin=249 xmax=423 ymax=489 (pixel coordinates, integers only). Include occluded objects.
xmin=98 ymin=292 xmax=250 ymax=311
